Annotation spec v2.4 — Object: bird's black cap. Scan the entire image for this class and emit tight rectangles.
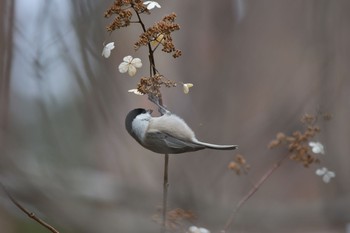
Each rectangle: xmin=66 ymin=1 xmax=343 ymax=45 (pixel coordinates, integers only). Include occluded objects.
xmin=125 ymin=108 xmax=147 ymax=142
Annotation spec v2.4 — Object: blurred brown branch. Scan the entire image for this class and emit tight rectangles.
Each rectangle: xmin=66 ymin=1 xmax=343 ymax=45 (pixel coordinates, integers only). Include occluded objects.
xmin=1 ymin=183 xmax=60 ymax=233
xmin=223 ymin=154 xmax=288 ymax=232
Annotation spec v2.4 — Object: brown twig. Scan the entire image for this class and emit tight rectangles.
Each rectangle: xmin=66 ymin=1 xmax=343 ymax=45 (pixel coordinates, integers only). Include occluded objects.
xmin=222 ymin=154 xmax=289 ymax=233
xmin=133 ymin=6 xmax=157 ymax=76
xmin=1 ymin=183 xmax=60 ymax=233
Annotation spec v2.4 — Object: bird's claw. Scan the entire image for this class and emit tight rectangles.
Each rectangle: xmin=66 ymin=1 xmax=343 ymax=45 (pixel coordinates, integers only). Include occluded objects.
xmin=148 ymin=94 xmax=170 ymax=115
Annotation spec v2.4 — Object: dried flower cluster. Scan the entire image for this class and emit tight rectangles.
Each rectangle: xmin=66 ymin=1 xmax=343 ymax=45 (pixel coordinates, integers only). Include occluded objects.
xmin=105 ymin=1 xmax=181 ymax=58
xmin=104 ymin=0 xmax=149 ymax=31
xmin=104 ymin=1 xmax=185 ymax=95
xmin=134 ymin=13 xmax=182 ymax=58
xmin=268 ymin=114 xmax=323 ymax=167
xmin=153 ymin=208 xmax=195 ymax=231
xmin=228 ymin=154 xmax=250 ymax=175
xmin=137 ymin=74 xmax=177 ymax=97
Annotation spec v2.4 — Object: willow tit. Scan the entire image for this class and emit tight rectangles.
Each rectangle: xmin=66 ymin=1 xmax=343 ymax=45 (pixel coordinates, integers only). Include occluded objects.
xmin=125 ymin=108 xmax=238 ymax=154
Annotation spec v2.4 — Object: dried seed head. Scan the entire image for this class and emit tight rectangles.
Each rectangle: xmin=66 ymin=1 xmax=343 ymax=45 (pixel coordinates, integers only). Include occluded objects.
xmin=228 ymin=154 xmax=250 ymax=175
xmin=137 ymin=74 xmax=177 ymax=97
xmin=134 ymin=13 xmax=182 ymax=58
xmin=104 ymin=0 xmax=149 ymax=32
xmin=268 ymin=113 xmax=329 ymax=167
xmin=152 ymin=208 xmax=195 ymax=231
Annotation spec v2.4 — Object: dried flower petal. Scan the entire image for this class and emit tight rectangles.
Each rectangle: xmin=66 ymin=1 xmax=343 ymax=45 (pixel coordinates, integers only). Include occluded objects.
xmin=189 ymin=226 xmax=210 ymax=233
xmin=150 ymin=34 xmax=165 ymax=47
xmin=309 ymin=141 xmax=325 ymax=154
xmin=118 ymin=55 xmax=142 ymax=77
xmin=102 ymin=42 xmax=115 ymax=58
xmin=316 ymin=167 xmax=335 ymax=183
xmin=128 ymin=89 xmax=144 ymax=95
xmin=183 ymin=83 xmax=193 ymax=94
xmin=143 ymin=1 xmax=161 ymax=10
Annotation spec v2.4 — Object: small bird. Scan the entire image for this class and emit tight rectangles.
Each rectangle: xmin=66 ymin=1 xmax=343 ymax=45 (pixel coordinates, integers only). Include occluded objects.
xmin=125 ymin=108 xmax=238 ymax=154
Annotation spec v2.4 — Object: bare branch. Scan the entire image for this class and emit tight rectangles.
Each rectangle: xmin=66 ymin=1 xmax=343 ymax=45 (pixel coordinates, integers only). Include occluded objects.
xmin=1 ymin=183 xmax=60 ymax=233
xmin=222 ymin=154 xmax=289 ymax=232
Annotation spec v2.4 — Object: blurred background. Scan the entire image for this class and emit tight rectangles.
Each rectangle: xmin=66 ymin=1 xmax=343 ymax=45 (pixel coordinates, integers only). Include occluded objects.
xmin=0 ymin=0 xmax=349 ymax=232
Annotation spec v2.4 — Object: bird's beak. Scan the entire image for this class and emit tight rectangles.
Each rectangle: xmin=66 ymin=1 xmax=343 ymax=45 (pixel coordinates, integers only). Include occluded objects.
xmin=147 ymin=109 xmax=153 ymax=114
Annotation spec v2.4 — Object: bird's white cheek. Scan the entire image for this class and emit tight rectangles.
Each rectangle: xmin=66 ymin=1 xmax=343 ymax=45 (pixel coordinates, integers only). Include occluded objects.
xmin=132 ymin=119 xmax=149 ymax=141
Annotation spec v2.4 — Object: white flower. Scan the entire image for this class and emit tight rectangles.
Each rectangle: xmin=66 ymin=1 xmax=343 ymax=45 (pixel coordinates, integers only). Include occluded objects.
xmin=101 ymin=42 xmax=115 ymax=58
xmin=143 ymin=1 xmax=161 ymax=10
xmin=118 ymin=56 xmax=142 ymax=77
xmin=128 ymin=89 xmax=144 ymax=95
xmin=309 ymin=141 xmax=325 ymax=154
xmin=183 ymin=83 xmax=193 ymax=94
xmin=188 ymin=226 xmax=210 ymax=233
xmin=316 ymin=167 xmax=335 ymax=183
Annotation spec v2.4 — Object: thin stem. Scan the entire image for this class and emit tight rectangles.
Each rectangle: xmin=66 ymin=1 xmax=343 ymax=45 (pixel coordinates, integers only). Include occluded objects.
xmin=151 ymin=39 xmax=163 ymax=53
xmin=132 ymin=6 xmax=168 ymax=233
xmin=133 ymin=8 xmax=157 ymax=76
xmin=132 ymin=6 xmax=163 ymax=102
xmin=1 ymin=183 xmax=60 ymax=233
xmin=222 ymin=155 xmax=289 ymax=233
xmin=161 ymin=154 xmax=169 ymax=233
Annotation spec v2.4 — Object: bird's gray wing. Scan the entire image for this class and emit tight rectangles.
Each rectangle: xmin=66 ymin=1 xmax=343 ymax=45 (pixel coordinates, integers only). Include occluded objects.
xmin=145 ymin=131 xmax=205 ymax=154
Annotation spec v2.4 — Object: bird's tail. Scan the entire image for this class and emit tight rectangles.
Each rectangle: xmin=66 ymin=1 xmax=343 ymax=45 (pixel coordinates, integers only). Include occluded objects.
xmin=193 ymin=140 xmax=238 ymax=150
